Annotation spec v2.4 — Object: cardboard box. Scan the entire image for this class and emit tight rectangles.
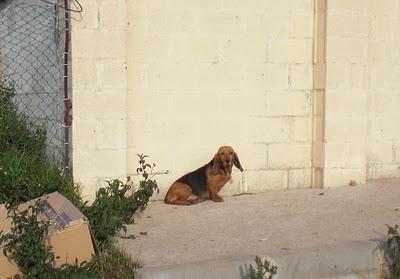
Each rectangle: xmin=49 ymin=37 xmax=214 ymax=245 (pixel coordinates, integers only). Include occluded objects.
xmin=0 ymin=192 xmax=97 ymax=278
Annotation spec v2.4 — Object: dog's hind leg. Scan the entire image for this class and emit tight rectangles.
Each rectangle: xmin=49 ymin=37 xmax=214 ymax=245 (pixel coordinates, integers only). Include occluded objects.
xmin=164 ymin=183 xmax=199 ymax=206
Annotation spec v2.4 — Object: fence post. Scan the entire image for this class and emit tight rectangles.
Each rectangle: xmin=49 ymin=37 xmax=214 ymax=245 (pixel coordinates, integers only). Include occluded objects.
xmin=311 ymin=0 xmax=327 ymax=188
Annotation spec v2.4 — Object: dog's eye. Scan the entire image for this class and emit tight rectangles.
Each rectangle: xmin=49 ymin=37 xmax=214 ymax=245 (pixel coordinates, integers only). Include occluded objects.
xmin=229 ymin=152 xmax=233 ymax=155
xmin=221 ymin=152 xmax=225 ymax=156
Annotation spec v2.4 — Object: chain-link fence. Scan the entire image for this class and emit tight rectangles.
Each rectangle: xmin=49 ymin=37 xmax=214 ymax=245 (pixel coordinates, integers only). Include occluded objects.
xmin=0 ymin=0 xmax=70 ymax=169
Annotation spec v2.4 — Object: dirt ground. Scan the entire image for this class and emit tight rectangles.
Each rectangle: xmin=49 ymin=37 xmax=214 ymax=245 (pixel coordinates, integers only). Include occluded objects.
xmin=119 ymin=178 xmax=400 ymax=268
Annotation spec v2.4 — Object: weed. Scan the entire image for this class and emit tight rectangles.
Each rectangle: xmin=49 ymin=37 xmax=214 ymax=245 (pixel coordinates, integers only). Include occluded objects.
xmin=84 ymin=154 xmax=159 ymax=245
xmin=387 ymin=224 xmax=400 ymax=279
xmin=97 ymin=243 xmax=141 ymax=279
xmin=245 ymin=256 xmax=278 ymax=279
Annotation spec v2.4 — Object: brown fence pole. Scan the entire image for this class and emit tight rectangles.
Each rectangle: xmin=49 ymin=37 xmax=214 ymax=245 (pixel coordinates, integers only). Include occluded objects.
xmin=311 ymin=0 xmax=327 ymax=188
xmin=63 ymin=0 xmax=72 ymax=175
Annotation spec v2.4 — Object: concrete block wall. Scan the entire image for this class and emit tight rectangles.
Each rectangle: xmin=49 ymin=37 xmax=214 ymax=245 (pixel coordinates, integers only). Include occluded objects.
xmin=70 ymin=0 xmax=400 ymax=200
xmin=366 ymin=0 xmax=400 ymax=179
xmin=324 ymin=0 xmax=400 ymax=187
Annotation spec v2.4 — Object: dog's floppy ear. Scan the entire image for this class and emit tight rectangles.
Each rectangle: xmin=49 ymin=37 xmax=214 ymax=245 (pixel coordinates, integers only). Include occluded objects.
xmin=211 ymin=155 xmax=222 ymax=175
xmin=233 ymin=152 xmax=243 ymax=172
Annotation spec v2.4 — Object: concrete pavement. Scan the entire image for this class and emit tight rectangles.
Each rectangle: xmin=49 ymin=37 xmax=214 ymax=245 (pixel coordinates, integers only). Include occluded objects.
xmin=119 ymin=178 xmax=400 ymax=278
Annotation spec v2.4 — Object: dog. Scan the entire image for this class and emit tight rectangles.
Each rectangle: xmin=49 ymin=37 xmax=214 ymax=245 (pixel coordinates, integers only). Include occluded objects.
xmin=164 ymin=146 xmax=243 ymax=205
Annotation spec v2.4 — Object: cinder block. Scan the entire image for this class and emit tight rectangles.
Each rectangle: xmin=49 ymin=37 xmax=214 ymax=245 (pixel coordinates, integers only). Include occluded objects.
xmin=349 ymin=64 xmax=365 ymax=89
xmin=99 ymin=1 xmax=127 ymax=31
xmin=268 ymin=143 xmax=310 ymax=169
xmin=171 ymin=37 xmax=219 ymax=63
xmin=220 ymin=37 xmax=268 ymax=63
xmin=167 ymin=0 xmax=222 ymax=10
xmin=72 ymin=30 xmax=126 ymax=59
xmin=324 ymin=142 xmax=347 ymax=168
xmin=219 ymin=92 xmax=266 ymax=117
xmin=127 ymin=93 xmax=169 ymax=118
xmin=251 ymin=117 xmax=291 ymax=143
xmin=197 ymin=62 xmax=243 ymax=91
xmin=375 ymin=164 xmax=400 ymax=178
xmin=326 ymin=63 xmax=348 ymax=89
xmin=126 ymin=35 xmax=170 ymax=62
xmin=195 ymin=116 xmax=255 ymax=145
xmin=268 ymin=38 xmax=312 ymax=63
xmin=199 ymin=12 xmax=243 ymax=35
xmin=346 ymin=142 xmax=366 ymax=168
xmin=325 ymin=89 xmax=367 ymax=117
xmin=147 ymin=62 xmax=198 ymax=91
xmin=374 ymin=141 xmax=394 ymax=164
xmin=375 ymin=113 xmax=400 ymax=140
xmin=327 ymin=0 xmax=371 ymax=16
xmin=147 ymin=11 xmax=195 ymax=35
xmin=327 ymin=15 xmax=370 ymax=38
xmin=73 ymin=149 xmax=126 ymax=177
xmin=244 ymin=170 xmax=287 ymax=193
xmin=395 ymin=142 xmax=400 ymax=163
xmin=326 ymin=37 xmax=368 ymax=63
xmin=73 ymin=119 xmax=97 ymax=149
xmin=371 ymin=0 xmax=399 ymax=17
xmin=289 ymin=64 xmax=312 ymax=90
xmin=71 ymin=59 xmax=97 ymax=90
xmin=170 ymin=94 xmax=220 ymax=116
xmin=243 ymin=64 xmax=288 ymax=90
xmin=288 ymin=168 xmax=311 ymax=189
xmin=293 ymin=117 xmax=310 ymax=141
xmin=323 ymin=168 xmax=366 ymax=187
xmin=126 ymin=119 xmax=152 ymax=148
xmin=126 ymin=8 xmax=148 ymax=34
xmin=95 ymin=120 xmax=126 ymax=149
xmin=74 ymin=90 xmax=126 ymax=120
xmin=222 ymin=0 xmax=265 ymax=10
xmin=99 ymin=61 xmax=127 ymax=89
xmin=266 ymin=91 xmax=311 ymax=116
xmin=324 ymin=115 xmax=367 ymax=142
xmin=290 ymin=15 xmax=313 ymax=38
xmin=265 ymin=0 xmax=313 ymax=15
xmin=245 ymin=14 xmax=290 ymax=37
xmin=126 ymin=62 xmax=147 ymax=91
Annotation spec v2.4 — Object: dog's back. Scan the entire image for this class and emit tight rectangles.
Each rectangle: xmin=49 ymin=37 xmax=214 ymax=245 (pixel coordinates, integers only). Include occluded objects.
xmin=175 ymin=164 xmax=209 ymax=196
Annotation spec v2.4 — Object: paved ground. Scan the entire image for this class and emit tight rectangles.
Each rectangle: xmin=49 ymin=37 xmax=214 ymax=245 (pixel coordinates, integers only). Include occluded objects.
xmin=119 ymin=178 xmax=400 ymax=270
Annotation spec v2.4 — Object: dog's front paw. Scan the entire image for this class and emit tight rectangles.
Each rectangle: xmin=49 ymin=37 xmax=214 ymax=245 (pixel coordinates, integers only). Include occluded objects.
xmin=212 ymin=196 xmax=224 ymax=202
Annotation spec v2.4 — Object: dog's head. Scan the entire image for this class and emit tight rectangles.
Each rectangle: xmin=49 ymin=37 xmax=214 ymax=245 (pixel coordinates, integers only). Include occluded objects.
xmin=212 ymin=146 xmax=243 ymax=174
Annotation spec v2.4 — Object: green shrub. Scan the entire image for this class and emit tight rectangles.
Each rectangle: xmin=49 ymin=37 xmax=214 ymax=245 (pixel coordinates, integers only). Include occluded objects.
xmin=84 ymin=154 xmax=159 ymax=245
xmin=245 ymin=256 xmax=278 ymax=279
xmin=0 ymin=82 xmax=81 ymax=206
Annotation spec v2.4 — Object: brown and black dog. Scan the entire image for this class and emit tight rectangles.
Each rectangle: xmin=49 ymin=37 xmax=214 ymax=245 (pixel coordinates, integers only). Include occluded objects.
xmin=164 ymin=146 xmax=243 ymax=205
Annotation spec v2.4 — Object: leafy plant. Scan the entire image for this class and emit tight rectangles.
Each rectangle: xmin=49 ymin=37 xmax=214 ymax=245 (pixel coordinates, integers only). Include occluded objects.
xmin=387 ymin=225 xmax=400 ymax=279
xmin=84 ymin=154 xmax=159 ymax=245
xmin=245 ymin=256 xmax=278 ymax=279
xmin=0 ymin=199 xmax=99 ymax=279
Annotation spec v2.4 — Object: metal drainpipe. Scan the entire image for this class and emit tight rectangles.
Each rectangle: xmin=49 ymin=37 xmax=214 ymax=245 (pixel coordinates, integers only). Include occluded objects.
xmin=62 ymin=0 xmax=72 ymax=175
xmin=311 ymin=0 xmax=327 ymax=188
